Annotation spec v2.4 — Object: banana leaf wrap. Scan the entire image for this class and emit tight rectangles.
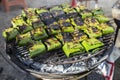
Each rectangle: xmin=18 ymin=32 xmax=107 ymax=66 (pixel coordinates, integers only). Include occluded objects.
xmin=39 ymin=12 xmax=53 ymax=21
xmin=46 ymin=22 xmax=61 ymax=35
xmin=2 ymin=28 xmax=19 ymax=41
xmin=83 ymin=27 xmax=102 ymax=38
xmin=80 ymin=9 xmax=92 ymax=19
xmin=36 ymin=8 xmax=48 ymax=14
xmin=50 ymin=6 xmax=63 ymax=11
xmin=71 ymin=17 xmax=87 ymax=30
xmin=75 ymin=5 xmax=86 ymax=12
xmin=11 ymin=15 xmax=26 ymax=27
xmin=81 ymin=38 xmax=104 ymax=52
xmin=59 ymin=19 xmax=74 ymax=33
xmin=92 ymin=8 xmax=104 ymax=16
xmin=72 ymin=30 xmax=88 ymax=42
xmin=44 ymin=37 xmax=62 ymax=51
xmin=63 ymin=41 xmax=85 ymax=57
xmin=16 ymin=32 xmax=32 ymax=46
xmin=97 ymin=23 xmax=114 ymax=35
xmin=50 ymin=10 xmax=65 ymax=20
xmin=17 ymin=24 xmax=33 ymax=34
xmin=94 ymin=15 xmax=110 ymax=23
xmin=32 ymin=20 xmax=45 ymax=29
xmin=31 ymin=27 xmax=48 ymax=40
xmin=84 ymin=17 xmax=99 ymax=27
xmin=29 ymin=41 xmax=46 ymax=58
xmin=55 ymin=33 xmax=64 ymax=44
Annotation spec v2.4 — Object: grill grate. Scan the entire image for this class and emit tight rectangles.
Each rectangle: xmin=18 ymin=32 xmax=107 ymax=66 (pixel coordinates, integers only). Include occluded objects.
xmin=6 ymin=33 xmax=114 ymax=78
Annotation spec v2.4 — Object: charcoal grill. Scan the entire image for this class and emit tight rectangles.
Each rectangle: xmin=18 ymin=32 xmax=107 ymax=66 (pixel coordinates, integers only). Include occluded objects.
xmin=3 ymin=27 xmax=114 ymax=80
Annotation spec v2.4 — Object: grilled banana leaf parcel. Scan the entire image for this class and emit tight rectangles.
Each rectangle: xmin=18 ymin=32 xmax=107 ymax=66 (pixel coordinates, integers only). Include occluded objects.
xmin=63 ymin=42 xmax=85 ymax=57
xmin=94 ymin=15 xmax=110 ymax=23
xmin=72 ymin=30 xmax=88 ymax=42
xmin=55 ymin=33 xmax=64 ymax=44
xmin=31 ymin=27 xmax=48 ymax=40
xmin=16 ymin=32 xmax=32 ymax=46
xmin=92 ymin=8 xmax=104 ymax=16
xmin=83 ymin=26 xmax=102 ymax=38
xmin=50 ymin=10 xmax=65 ymax=19
xmin=82 ymin=38 xmax=104 ymax=52
xmin=84 ymin=17 xmax=99 ymax=27
xmin=71 ymin=17 xmax=87 ymax=30
xmin=17 ymin=24 xmax=33 ymax=34
xmin=44 ymin=37 xmax=62 ymax=51
xmin=11 ymin=15 xmax=25 ymax=27
xmin=46 ymin=22 xmax=61 ymax=35
xmin=97 ymin=23 xmax=114 ymax=35
xmin=80 ymin=9 xmax=92 ymax=19
xmin=2 ymin=28 xmax=19 ymax=41
xmin=29 ymin=41 xmax=46 ymax=58
xmin=59 ymin=19 xmax=74 ymax=33
xmin=32 ymin=20 xmax=45 ymax=29
xmin=50 ymin=6 xmax=63 ymax=11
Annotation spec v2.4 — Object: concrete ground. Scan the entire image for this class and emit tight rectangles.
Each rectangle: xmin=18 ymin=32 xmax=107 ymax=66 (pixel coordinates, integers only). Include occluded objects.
xmin=0 ymin=0 xmax=120 ymax=80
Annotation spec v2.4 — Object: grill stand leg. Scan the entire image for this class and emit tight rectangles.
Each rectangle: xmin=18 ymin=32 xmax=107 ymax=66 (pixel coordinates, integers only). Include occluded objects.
xmin=114 ymin=26 xmax=120 ymax=45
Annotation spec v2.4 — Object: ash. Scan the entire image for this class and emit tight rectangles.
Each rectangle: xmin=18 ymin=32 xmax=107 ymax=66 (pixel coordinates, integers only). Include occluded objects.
xmin=30 ymin=57 xmax=98 ymax=74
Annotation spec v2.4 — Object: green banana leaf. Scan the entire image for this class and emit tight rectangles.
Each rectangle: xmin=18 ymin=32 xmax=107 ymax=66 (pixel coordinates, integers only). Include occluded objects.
xmin=59 ymin=19 xmax=74 ymax=33
xmin=29 ymin=41 xmax=46 ymax=58
xmin=80 ymin=9 xmax=92 ymax=19
xmin=82 ymin=38 xmax=104 ymax=52
xmin=44 ymin=37 xmax=62 ymax=51
xmin=97 ymin=23 xmax=114 ymax=35
xmin=92 ymin=8 xmax=104 ymax=16
xmin=63 ymin=42 xmax=85 ymax=57
xmin=16 ymin=32 xmax=32 ymax=46
xmin=83 ymin=27 xmax=102 ymax=38
xmin=31 ymin=27 xmax=48 ymax=40
xmin=17 ymin=24 xmax=33 ymax=34
xmin=94 ymin=15 xmax=110 ymax=23
xmin=2 ymin=28 xmax=19 ymax=41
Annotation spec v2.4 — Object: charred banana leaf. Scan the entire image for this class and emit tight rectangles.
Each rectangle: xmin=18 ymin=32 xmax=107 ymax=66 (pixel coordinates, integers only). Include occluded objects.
xmin=17 ymin=24 xmax=33 ymax=34
xmin=97 ymin=23 xmax=114 ymax=35
xmin=16 ymin=32 xmax=32 ymax=46
xmin=84 ymin=17 xmax=99 ymax=27
xmin=94 ymin=15 xmax=110 ymax=23
xmin=71 ymin=17 xmax=87 ymax=30
xmin=31 ymin=27 xmax=48 ymax=40
xmin=46 ymin=22 xmax=61 ymax=35
xmin=59 ymin=19 xmax=74 ymax=33
xmin=55 ymin=33 xmax=64 ymax=44
xmin=29 ymin=41 xmax=46 ymax=58
xmin=83 ymin=26 xmax=102 ymax=38
xmin=2 ymin=28 xmax=19 ymax=41
xmin=82 ymin=38 xmax=104 ymax=52
xmin=80 ymin=9 xmax=92 ymax=19
xmin=63 ymin=41 xmax=85 ymax=57
xmin=44 ymin=37 xmax=62 ymax=51
xmin=72 ymin=30 xmax=88 ymax=42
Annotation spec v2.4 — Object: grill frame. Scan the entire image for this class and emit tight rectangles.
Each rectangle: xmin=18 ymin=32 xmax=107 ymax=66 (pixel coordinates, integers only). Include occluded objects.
xmin=4 ymin=31 xmax=115 ymax=79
